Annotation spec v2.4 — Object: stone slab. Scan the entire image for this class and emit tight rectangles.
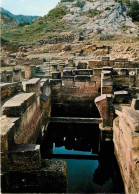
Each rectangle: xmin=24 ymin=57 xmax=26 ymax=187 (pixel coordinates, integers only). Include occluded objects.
xmin=3 ymin=93 xmax=36 ymax=116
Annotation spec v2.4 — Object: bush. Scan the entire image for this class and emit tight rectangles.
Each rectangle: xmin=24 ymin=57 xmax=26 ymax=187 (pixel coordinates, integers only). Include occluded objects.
xmin=75 ymin=1 xmax=85 ymax=8
xmin=18 ymin=21 xmax=30 ymax=27
xmin=127 ymin=1 xmax=139 ymax=22
xmin=105 ymin=7 xmax=111 ymax=10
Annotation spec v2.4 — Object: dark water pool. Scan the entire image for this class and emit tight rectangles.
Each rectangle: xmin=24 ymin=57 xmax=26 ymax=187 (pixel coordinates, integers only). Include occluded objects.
xmin=41 ymin=123 xmax=124 ymax=193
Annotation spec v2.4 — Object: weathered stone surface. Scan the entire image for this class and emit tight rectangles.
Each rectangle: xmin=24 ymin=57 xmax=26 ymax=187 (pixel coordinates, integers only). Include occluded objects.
xmin=74 ymin=75 xmax=92 ymax=82
xmin=25 ymin=78 xmax=41 ymax=97
xmin=77 ymin=62 xmax=88 ymax=69
xmin=0 ymin=116 xmax=19 ymax=153
xmin=52 ymin=72 xmax=61 ymax=79
xmin=72 ymin=69 xmax=93 ymax=76
xmin=2 ymin=159 xmax=68 ymax=193
xmin=3 ymin=93 xmax=36 ymax=117
xmin=9 ymin=144 xmax=41 ymax=171
xmin=122 ymin=107 xmax=139 ymax=132
xmin=0 ymin=82 xmax=23 ymax=100
xmin=51 ymin=64 xmax=58 ymax=72
xmin=13 ymin=68 xmax=21 ymax=82
xmin=63 ymin=70 xmax=72 ymax=77
xmin=113 ymin=115 xmax=139 ymax=194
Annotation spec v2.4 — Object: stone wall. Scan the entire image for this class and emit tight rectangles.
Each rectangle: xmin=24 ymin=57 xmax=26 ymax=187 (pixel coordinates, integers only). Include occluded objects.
xmin=1 ymin=78 xmax=68 ymax=193
xmin=113 ymin=105 xmax=139 ymax=194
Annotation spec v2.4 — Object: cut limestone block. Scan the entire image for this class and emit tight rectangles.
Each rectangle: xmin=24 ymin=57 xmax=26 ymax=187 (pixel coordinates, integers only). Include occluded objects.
xmin=25 ymin=78 xmax=41 ymax=97
xmin=3 ymin=93 xmax=36 ymax=117
xmin=122 ymin=107 xmax=139 ymax=132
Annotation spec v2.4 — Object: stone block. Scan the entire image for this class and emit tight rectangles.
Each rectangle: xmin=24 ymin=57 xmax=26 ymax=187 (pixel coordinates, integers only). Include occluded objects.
xmin=49 ymin=79 xmax=62 ymax=87
xmin=72 ymin=69 xmax=93 ymax=76
xmin=68 ymin=58 xmax=75 ymax=67
xmin=131 ymin=98 xmax=139 ymax=110
xmin=0 ymin=82 xmax=23 ymax=100
xmin=51 ymin=64 xmax=58 ymax=72
xmin=2 ymin=160 xmax=68 ymax=193
xmin=114 ymin=91 xmax=129 ymax=103
xmin=24 ymin=63 xmax=32 ymax=79
xmin=101 ymin=86 xmax=113 ymax=94
xmin=62 ymin=76 xmax=74 ymax=87
xmin=88 ymin=60 xmax=101 ymax=68
xmin=0 ymin=70 xmax=7 ymax=82
xmin=9 ymin=144 xmax=41 ymax=171
xmin=63 ymin=70 xmax=72 ymax=77
xmin=0 ymin=116 xmax=19 ymax=154
xmin=52 ymin=72 xmax=61 ymax=79
xmin=13 ymin=68 xmax=21 ymax=82
xmin=77 ymin=62 xmax=88 ymax=69
xmin=25 ymin=78 xmax=41 ymax=97
xmin=122 ymin=107 xmax=139 ymax=132
xmin=74 ymin=75 xmax=92 ymax=82
xmin=93 ymin=68 xmax=102 ymax=77
xmin=3 ymin=93 xmax=36 ymax=117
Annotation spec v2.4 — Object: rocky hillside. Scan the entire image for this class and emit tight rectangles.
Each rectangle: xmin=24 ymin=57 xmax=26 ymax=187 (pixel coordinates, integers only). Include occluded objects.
xmin=60 ymin=0 xmax=138 ymax=39
xmin=0 ymin=7 xmax=39 ymax=23
xmin=1 ymin=0 xmax=139 ymax=44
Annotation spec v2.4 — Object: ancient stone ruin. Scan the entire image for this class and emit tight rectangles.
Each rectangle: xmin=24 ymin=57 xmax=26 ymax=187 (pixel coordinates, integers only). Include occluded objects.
xmin=0 ymin=56 xmax=139 ymax=193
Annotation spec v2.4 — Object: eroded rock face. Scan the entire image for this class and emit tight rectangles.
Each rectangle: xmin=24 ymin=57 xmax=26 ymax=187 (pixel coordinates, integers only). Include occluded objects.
xmin=62 ymin=0 xmax=138 ymax=38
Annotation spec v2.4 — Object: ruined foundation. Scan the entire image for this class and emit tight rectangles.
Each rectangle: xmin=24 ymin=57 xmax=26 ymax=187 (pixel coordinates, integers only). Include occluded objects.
xmin=0 ymin=56 xmax=139 ymax=193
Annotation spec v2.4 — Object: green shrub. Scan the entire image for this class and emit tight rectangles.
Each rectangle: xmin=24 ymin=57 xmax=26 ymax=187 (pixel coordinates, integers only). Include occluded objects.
xmin=47 ymin=6 xmax=67 ymax=19
xmin=75 ymin=1 xmax=86 ymax=8
xmin=127 ymin=1 xmax=139 ymax=22
xmin=18 ymin=21 xmax=30 ymax=27
xmin=105 ymin=7 xmax=111 ymax=11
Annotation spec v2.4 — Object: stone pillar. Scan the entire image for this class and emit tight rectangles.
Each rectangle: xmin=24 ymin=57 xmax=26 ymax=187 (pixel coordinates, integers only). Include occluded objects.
xmin=24 ymin=63 xmax=31 ymax=79
xmin=30 ymin=65 xmax=36 ymax=78
xmin=59 ymin=64 xmax=66 ymax=76
xmin=13 ymin=68 xmax=21 ymax=82
xmin=129 ymin=71 xmax=136 ymax=88
xmin=101 ymin=57 xmax=110 ymax=66
xmin=51 ymin=64 xmax=58 ymax=72
xmin=68 ymin=58 xmax=75 ymax=67
xmin=101 ymin=70 xmax=113 ymax=95
xmin=0 ymin=70 xmax=7 ymax=82
xmin=6 ymin=74 xmax=12 ymax=82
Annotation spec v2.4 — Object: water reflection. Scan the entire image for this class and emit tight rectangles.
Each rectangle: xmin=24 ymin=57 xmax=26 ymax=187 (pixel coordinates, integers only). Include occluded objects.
xmin=41 ymin=123 xmax=124 ymax=193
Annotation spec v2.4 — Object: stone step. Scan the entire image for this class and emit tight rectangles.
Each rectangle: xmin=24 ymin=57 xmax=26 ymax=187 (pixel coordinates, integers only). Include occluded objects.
xmin=3 ymin=93 xmax=36 ymax=116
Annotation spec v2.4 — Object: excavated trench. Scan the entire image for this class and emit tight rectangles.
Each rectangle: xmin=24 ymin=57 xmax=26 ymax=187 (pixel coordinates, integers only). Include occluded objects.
xmin=41 ymin=102 xmax=124 ymax=193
